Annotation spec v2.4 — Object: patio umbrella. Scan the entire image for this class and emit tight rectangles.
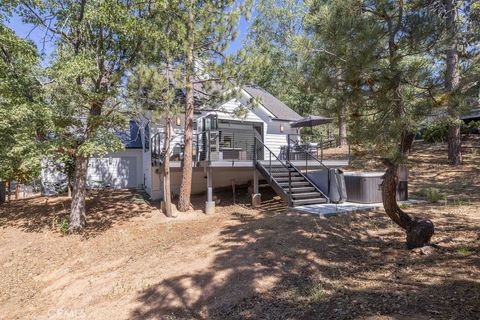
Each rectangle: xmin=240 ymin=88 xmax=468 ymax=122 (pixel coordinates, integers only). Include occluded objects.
xmin=290 ymin=115 xmax=333 ymax=128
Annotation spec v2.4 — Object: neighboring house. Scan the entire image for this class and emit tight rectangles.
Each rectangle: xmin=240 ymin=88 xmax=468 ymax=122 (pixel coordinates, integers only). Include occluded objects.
xmin=42 ymin=85 xmax=348 ymax=208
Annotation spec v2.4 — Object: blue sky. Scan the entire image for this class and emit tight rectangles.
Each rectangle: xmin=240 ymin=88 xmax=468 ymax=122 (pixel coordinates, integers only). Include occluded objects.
xmin=5 ymin=12 xmax=251 ymax=64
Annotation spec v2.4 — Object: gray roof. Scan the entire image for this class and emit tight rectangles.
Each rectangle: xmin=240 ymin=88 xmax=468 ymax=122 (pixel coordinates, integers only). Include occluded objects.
xmin=244 ymin=85 xmax=302 ymax=121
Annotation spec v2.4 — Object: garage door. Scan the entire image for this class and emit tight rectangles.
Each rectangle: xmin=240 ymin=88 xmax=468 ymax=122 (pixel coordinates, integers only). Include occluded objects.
xmin=88 ymin=156 xmax=138 ymax=189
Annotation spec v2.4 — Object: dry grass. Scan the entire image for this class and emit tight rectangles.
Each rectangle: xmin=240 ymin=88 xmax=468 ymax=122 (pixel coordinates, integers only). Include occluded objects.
xmin=0 ymin=140 xmax=479 ymax=320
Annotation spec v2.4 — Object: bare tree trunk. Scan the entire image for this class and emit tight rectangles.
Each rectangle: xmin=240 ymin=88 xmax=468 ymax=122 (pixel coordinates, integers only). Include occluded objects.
xmin=15 ymin=180 xmax=19 ymax=201
xmin=338 ymin=105 xmax=347 ymax=147
xmin=447 ymin=124 xmax=462 ymax=164
xmin=382 ymin=160 xmax=434 ymax=249
xmin=67 ymin=173 xmax=72 ymax=198
xmin=178 ymin=4 xmax=195 ymax=212
xmin=445 ymin=0 xmax=462 ymax=165
xmin=7 ymin=180 xmax=11 ymax=202
xmin=69 ymin=156 xmax=88 ymax=232
xmin=336 ymin=67 xmax=348 ymax=147
xmin=163 ymin=118 xmax=173 ymax=217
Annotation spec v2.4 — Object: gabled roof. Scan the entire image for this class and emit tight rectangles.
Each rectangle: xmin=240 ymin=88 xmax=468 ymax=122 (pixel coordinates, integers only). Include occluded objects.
xmin=243 ymin=85 xmax=302 ymax=121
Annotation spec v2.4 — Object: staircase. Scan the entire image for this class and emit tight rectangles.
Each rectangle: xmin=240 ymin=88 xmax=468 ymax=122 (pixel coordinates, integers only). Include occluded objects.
xmin=254 ymin=138 xmax=329 ymax=207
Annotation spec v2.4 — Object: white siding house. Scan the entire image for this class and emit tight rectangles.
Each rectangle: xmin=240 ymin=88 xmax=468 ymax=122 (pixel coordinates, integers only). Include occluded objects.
xmin=41 ymin=85 xmax=305 ymax=199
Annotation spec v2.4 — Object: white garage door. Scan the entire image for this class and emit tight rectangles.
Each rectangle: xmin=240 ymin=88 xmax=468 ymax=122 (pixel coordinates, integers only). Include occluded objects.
xmin=88 ymin=156 xmax=138 ymax=189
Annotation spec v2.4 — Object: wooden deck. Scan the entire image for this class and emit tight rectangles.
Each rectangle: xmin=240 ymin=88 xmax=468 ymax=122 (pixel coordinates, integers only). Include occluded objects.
xmin=168 ymin=159 xmax=349 ymax=168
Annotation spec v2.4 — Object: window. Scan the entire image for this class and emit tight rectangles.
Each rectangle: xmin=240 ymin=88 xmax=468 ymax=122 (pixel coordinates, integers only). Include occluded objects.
xmin=204 ymin=115 xmax=218 ymax=130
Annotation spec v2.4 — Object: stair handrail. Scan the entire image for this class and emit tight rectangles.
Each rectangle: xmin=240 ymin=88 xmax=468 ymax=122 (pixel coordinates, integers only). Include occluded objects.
xmin=287 ymin=135 xmax=330 ymax=171
xmin=287 ymin=135 xmax=331 ymax=203
xmin=254 ymin=137 xmax=292 ymax=206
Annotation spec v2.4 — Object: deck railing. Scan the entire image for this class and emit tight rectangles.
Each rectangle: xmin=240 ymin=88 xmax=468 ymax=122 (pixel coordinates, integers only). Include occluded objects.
xmin=168 ymin=129 xmax=258 ymax=164
xmin=150 ymin=132 xmax=165 ymax=166
xmin=287 ymin=135 xmax=331 ymax=199
xmin=286 ymin=133 xmax=351 ymax=163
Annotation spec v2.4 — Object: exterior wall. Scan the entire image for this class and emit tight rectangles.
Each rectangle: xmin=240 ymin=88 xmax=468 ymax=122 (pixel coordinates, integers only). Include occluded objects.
xmin=41 ymin=159 xmax=67 ymax=195
xmin=262 ymin=120 xmax=299 ymax=158
xmin=88 ymin=149 xmax=143 ymax=189
xmin=41 ymin=148 xmax=143 ymax=195
xmin=140 ymin=117 xmax=153 ymax=195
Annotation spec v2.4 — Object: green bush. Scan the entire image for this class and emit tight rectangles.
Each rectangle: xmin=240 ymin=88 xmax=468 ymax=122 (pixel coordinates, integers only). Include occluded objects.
xmin=53 ymin=216 xmax=70 ymax=234
xmin=463 ymin=120 xmax=480 ymax=134
xmin=423 ymin=119 xmax=450 ymax=143
xmin=419 ymin=187 xmax=442 ymax=203
xmin=422 ymin=118 xmax=479 ymax=143
xmin=457 ymin=246 xmax=472 ymax=254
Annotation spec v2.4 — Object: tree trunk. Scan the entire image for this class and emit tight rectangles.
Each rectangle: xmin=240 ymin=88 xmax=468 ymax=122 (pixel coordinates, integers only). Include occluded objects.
xmin=445 ymin=0 xmax=462 ymax=165
xmin=338 ymin=104 xmax=347 ymax=147
xmin=7 ymin=180 xmax=11 ymax=202
xmin=178 ymin=4 xmax=195 ymax=212
xmin=447 ymin=124 xmax=462 ymax=164
xmin=382 ymin=161 xmax=434 ymax=249
xmin=336 ymin=67 xmax=348 ymax=147
xmin=385 ymin=22 xmax=434 ymax=248
xmin=163 ymin=118 xmax=173 ymax=217
xmin=67 ymin=173 xmax=72 ymax=198
xmin=69 ymin=156 xmax=89 ymax=232
xmin=15 ymin=180 xmax=19 ymax=200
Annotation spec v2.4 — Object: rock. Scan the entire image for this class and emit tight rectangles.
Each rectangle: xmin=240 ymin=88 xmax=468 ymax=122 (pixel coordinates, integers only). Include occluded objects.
xmin=413 ymin=245 xmax=435 ymax=256
xmin=438 ymin=236 xmax=453 ymax=244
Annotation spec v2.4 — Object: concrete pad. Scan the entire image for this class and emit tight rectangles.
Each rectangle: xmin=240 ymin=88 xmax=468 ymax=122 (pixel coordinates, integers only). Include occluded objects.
xmin=289 ymin=199 xmax=426 ymax=217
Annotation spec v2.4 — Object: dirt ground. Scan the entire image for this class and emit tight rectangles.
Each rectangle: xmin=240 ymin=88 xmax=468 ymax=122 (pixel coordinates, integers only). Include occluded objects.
xmin=0 ymin=140 xmax=479 ymax=320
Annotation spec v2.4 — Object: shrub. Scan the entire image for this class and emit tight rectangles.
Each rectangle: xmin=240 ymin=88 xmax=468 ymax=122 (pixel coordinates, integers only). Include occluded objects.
xmin=463 ymin=120 xmax=480 ymax=134
xmin=457 ymin=246 xmax=472 ymax=254
xmin=423 ymin=119 xmax=450 ymax=143
xmin=52 ymin=216 xmax=70 ymax=234
xmin=422 ymin=118 xmax=479 ymax=142
xmin=419 ymin=187 xmax=442 ymax=203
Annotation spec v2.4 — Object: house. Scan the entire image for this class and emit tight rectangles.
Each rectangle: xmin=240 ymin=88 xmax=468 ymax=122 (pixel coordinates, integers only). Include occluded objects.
xmin=42 ymin=85 xmax=349 ymax=209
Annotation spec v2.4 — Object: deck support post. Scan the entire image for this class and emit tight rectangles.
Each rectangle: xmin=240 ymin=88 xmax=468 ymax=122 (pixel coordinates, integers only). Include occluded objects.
xmin=252 ymin=169 xmax=261 ymax=207
xmin=205 ymin=166 xmax=215 ymax=214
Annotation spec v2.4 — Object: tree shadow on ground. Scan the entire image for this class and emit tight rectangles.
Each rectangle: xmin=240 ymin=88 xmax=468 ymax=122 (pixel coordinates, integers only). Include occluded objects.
xmin=129 ymin=196 xmax=480 ymax=319
xmin=0 ymin=190 xmax=153 ymax=237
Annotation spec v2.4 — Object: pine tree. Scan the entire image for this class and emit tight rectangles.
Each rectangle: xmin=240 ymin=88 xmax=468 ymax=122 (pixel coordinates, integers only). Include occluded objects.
xmin=313 ymin=0 xmax=441 ymax=248
xmin=246 ymin=0 xmax=351 ymax=145
xmin=128 ymin=63 xmax=181 ymax=217
xmin=439 ymin=0 xmax=479 ymax=165
xmin=16 ymin=0 xmax=150 ymax=231
xmin=176 ymin=0 xmax=250 ymax=212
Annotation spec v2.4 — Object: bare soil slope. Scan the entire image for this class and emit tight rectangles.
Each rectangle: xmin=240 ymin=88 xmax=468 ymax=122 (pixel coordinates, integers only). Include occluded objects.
xmin=0 ymin=140 xmax=479 ymax=320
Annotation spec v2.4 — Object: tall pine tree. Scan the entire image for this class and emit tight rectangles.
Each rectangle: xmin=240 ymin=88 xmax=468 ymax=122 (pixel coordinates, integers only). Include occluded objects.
xmin=176 ymin=0 xmax=250 ymax=212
